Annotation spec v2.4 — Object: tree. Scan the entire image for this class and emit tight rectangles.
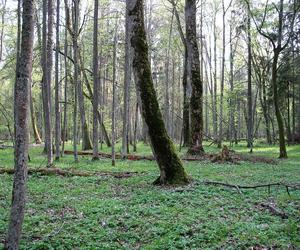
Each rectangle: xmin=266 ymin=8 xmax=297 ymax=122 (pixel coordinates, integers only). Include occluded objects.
xmin=250 ymin=0 xmax=297 ymax=158
xmin=92 ymin=0 xmax=99 ymax=160
xmin=185 ymin=0 xmax=204 ymax=154
xmin=122 ymin=6 xmax=131 ymax=158
xmin=42 ymin=0 xmax=53 ymax=167
xmin=5 ymin=0 xmax=35 ymax=248
xmin=111 ymin=20 xmax=118 ymax=166
xmin=246 ymin=2 xmax=253 ymax=152
xmin=169 ymin=0 xmax=190 ymax=147
xmin=127 ymin=0 xmax=189 ymax=185
xmin=55 ymin=0 xmax=61 ymax=159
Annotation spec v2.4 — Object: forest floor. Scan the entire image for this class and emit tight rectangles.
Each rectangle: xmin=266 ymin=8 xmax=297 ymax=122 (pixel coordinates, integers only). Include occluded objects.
xmin=0 ymin=141 xmax=299 ymax=249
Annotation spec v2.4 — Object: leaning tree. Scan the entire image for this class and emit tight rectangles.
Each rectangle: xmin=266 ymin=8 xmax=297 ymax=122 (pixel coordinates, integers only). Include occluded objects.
xmin=127 ymin=0 xmax=189 ymax=185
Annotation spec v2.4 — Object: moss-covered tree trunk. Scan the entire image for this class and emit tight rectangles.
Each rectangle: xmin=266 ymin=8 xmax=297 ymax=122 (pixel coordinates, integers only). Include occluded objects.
xmin=185 ymin=0 xmax=204 ymax=155
xmin=127 ymin=0 xmax=189 ymax=185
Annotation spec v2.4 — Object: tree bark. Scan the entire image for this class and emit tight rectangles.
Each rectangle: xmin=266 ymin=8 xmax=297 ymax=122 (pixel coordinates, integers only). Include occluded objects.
xmin=61 ymin=3 xmax=68 ymax=155
xmin=42 ymin=0 xmax=53 ymax=167
xmin=54 ymin=0 xmax=61 ymax=159
xmin=122 ymin=8 xmax=132 ymax=158
xmin=30 ymin=87 xmax=42 ymax=144
xmin=111 ymin=22 xmax=118 ymax=166
xmin=185 ymin=0 xmax=204 ymax=154
xmin=92 ymin=0 xmax=99 ymax=160
xmin=127 ymin=0 xmax=189 ymax=185
xmin=72 ymin=0 xmax=79 ymax=162
xmin=218 ymin=0 xmax=226 ymax=148
xmin=5 ymin=0 xmax=34 ymax=248
xmin=246 ymin=5 xmax=253 ymax=152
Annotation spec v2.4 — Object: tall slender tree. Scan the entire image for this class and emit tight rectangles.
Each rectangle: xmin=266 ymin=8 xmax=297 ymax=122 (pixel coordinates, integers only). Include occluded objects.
xmin=42 ymin=0 xmax=53 ymax=167
xmin=92 ymin=0 xmax=99 ymax=160
xmin=5 ymin=0 xmax=35 ymax=247
xmin=122 ymin=6 xmax=131 ymax=158
xmin=55 ymin=0 xmax=61 ymax=159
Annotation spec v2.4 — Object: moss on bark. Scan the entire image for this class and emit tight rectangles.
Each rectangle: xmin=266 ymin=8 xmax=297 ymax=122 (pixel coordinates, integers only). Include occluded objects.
xmin=128 ymin=0 xmax=189 ymax=185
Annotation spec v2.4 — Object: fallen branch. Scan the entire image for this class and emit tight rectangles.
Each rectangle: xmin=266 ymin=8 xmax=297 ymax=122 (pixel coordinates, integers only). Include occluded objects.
xmin=260 ymin=202 xmax=288 ymax=219
xmin=63 ymin=150 xmax=155 ymax=161
xmin=201 ymin=180 xmax=300 ymax=196
xmin=63 ymin=150 xmax=276 ymax=165
xmin=0 ymin=145 xmax=14 ymax=149
xmin=0 ymin=167 xmax=145 ymax=178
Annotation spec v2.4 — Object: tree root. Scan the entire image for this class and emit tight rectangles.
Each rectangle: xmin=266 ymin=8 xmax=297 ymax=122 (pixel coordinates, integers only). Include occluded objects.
xmin=0 ymin=167 xmax=144 ymax=178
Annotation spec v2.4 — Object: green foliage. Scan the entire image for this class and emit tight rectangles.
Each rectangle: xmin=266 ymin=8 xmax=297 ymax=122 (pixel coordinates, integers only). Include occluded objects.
xmin=0 ymin=143 xmax=299 ymax=249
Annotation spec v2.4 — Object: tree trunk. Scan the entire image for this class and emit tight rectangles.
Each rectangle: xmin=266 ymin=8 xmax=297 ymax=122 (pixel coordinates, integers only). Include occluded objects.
xmin=218 ymin=1 xmax=226 ymax=148
xmin=30 ymin=87 xmax=42 ymax=144
xmin=122 ymin=8 xmax=131 ymax=158
xmin=133 ymin=102 xmax=138 ymax=152
xmin=111 ymin=23 xmax=118 ymax=166
xmin=72 ymin=0 xmax=79 ymax=162
xmin=54 ymin=0 xmax=61 ymax=159
xmin=213 ymin=9 xmax=218 ymax=141
xmin=0 ymin=0 xmax=7 ymax=61
xmin=170 ymin=0 xmax=190 ymax=147
xmin=246 ymin=6 xmax=253 ymax=152
xmin=185 ymin=0 xmax=204 ymax=154
xmin=5 ymin=0 xmax=34 ymax=248
xmin=42 ymin=0 xmax=53 ymax=167
xmin=229 ymin=14 xmax=235 ymax=144
xmin=127 ymin=0 xmax=189 ymax=185
xmin=92 ymin=0 xmax=99 ymax=160
xmin=272 ymin=51 xmax=287 ymax=158
xmin=61 ymin=4 xmax=68 ymax=155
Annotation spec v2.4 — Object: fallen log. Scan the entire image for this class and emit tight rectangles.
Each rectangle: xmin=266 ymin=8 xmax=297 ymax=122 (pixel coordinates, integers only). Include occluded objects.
xmin=62 ymin=150 xmax=277 ymax=165
xmin=260 ymin=202 xmax=288 ymax=219
xmin=0 ymin=145 xmax=14 ymax=149
xmin=63 ymin=150 xmax=155 ymax=161
xmin=0 ymin=167 xmax=145 ymax=178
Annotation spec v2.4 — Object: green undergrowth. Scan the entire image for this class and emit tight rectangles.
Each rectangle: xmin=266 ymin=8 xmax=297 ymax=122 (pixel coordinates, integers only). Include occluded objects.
xmin=0 ymin=142 xmax=299 ymax=249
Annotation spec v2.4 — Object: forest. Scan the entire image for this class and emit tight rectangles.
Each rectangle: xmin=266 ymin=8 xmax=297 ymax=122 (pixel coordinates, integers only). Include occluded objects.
xmin=0 ymin=0 xmax=300 ymax=248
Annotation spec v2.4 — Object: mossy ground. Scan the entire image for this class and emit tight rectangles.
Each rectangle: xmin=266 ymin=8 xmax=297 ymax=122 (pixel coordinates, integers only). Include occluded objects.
xmin=0 ymin=141 xmax=299 ymax=249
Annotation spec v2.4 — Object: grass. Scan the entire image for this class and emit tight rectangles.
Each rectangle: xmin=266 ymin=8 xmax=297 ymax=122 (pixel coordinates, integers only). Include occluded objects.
xmin=0 ymin=141 xmax=299 ymax=249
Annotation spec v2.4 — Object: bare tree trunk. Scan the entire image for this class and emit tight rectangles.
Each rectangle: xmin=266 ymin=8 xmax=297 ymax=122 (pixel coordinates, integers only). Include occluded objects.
xmin=164 ymin=9 xmax=174 ymax=135
xmin=127 ymin=0 xmax=189 ymax=185
xmin=169 ymin=0 xmax=190 ymax=147
xmin=122 ymin=8 xmax=131 ymax=158
xmin=61 ymin=3 xmax=68 ymax=155
xmin=5 ymin=0 xmax=34 ymax=247
xmin=0 ymin=0 xmax=7 ymax=61
xmin=272 ymin=51 xmax=287 ymax=158
xmin=213 ymin=8 xmax=218 ymax=140
xmin=133 ymin=102 xmax=138 ymax=152
xmin=246 ymin=5 xmax=253 ymax=152
xmin=218 ymin=0 xmax=226 ymax=148
xmin=30 ymin=87 xmax=42 ymax=144
xmin=54 ymin=0 xmax=61 ymax=159
xmin=72 ymin=0 xmax=79 ymax=162
xmin=185 ymin=0 xmax=204 ymax=154
xmin=92 ymin=0 xmax=99 ymax=160
xmin=111 ymin=23 xmax=118 ymax=166
xmin=42 ymin=0 xmax=53 ymax=167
